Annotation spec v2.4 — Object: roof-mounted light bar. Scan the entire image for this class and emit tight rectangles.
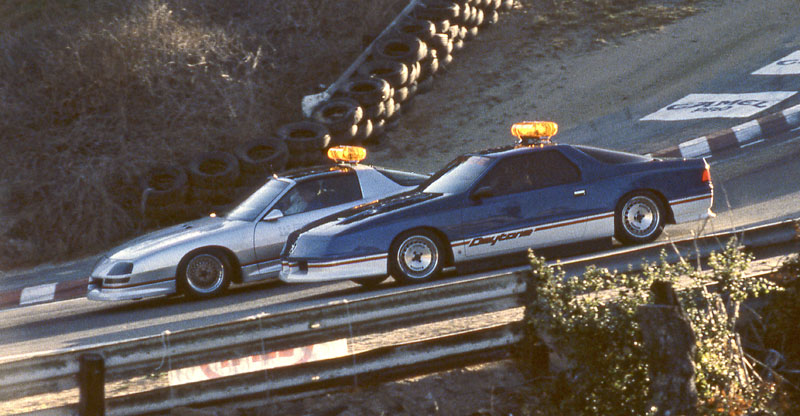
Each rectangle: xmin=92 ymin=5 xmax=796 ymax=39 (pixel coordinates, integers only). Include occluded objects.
xmin=511 ymin=121 xmax=558 ymax=145
xmin=327 ymin=145 xmax=367 ymax=164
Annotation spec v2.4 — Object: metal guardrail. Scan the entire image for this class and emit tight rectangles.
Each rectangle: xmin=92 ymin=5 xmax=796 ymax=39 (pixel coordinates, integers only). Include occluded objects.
xmin=2 ymin=218 xmax=798 ymax=415
xmin=0 ymin=269 xmax=528 ymax=411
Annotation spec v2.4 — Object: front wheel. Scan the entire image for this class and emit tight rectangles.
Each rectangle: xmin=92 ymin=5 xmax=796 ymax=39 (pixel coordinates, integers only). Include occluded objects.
xmin=389 ymin=230 xmax=445 ymax=284
xmin=178 ymin=250 xmax=232 ymax=299
xmin=615 ymin=191 xmax=665 ymax=245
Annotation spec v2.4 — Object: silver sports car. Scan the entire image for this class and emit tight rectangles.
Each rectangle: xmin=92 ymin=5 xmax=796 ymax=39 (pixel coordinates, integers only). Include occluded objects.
xmin=88 ymin=148 xmax=427 ymax=301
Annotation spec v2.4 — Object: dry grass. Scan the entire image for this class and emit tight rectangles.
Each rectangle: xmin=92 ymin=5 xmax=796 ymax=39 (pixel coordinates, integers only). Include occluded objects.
xmin=0 ymin=0 xmax=403 ymax=268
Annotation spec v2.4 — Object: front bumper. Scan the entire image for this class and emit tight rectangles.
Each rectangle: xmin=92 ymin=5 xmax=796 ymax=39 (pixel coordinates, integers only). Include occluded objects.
xmin=280 ymin=253 xmax=388 ymax=283
xmin=87 ymin=276 xmax=176 ymax=301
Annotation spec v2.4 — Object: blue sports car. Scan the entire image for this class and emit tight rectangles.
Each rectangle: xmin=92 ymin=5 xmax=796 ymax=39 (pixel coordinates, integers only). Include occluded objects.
xmin=280 ymin=122 xmax=714 ymax=286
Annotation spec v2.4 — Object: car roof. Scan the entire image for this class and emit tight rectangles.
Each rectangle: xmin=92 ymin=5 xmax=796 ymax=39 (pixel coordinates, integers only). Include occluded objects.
xmin=464 ymin=142 xmax=564 ymax=159
xmin=279 ymin=164 xmax=356 ymax=180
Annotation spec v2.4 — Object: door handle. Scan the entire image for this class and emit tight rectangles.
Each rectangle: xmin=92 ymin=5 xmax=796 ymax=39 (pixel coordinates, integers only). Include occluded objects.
xmin=573 ymin=190 xmax=586 ymax=197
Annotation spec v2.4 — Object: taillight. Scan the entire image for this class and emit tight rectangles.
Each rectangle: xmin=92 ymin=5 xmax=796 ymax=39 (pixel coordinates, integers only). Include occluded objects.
xmin=702 ymin=165 xmax=711 ymax=183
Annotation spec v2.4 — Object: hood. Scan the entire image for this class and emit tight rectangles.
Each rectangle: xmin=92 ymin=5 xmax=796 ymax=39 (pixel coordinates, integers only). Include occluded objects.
xmin=338 ymin=191 xmax=440 ymax=225
xmin=108 ymin=216 xmax=237 ymax=260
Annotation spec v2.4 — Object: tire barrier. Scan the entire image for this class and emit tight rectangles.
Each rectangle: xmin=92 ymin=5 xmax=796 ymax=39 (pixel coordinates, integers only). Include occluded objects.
xmin=276 ymin=120 xmax=332 ymax=167
xmin=235 ymin=137 xmax=289 ymax=188
xmin=142 ymin=0 xmax=515 ymax=222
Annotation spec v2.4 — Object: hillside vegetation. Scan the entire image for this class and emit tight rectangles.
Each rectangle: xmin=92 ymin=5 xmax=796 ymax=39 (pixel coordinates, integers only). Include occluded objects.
xmin=0 ymin=0 xmax=401 ymax=267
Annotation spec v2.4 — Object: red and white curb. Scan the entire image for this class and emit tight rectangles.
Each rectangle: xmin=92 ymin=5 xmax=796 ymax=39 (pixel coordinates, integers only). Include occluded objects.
xmin=0 ymin=277 xmax=89 ymax=311
xmin=651 ymin=103 xmax=800 ymax=158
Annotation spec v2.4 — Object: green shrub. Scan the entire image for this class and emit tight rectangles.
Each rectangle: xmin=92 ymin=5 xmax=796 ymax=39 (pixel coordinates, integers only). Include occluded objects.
xmin=522 ymin=239 xmax=783 ymax=415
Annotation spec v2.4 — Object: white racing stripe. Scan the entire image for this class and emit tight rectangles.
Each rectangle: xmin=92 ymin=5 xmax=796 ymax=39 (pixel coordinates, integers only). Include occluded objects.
xmin=19 ymin=283 xmax=57 ymax=305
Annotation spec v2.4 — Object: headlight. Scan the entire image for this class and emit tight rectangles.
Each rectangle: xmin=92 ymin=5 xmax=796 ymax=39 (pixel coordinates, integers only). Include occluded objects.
xmin=108 ymin=262 xmax=134 ymax=276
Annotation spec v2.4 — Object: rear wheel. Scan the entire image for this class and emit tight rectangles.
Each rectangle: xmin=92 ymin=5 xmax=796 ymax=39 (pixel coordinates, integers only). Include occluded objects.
xmin=179 ymin=250 xmax=232 ymax=298
xmin=615 ymin=191 xmax=665 ymax=245
xmin=389 ymin=230 xmax=445 ymax=284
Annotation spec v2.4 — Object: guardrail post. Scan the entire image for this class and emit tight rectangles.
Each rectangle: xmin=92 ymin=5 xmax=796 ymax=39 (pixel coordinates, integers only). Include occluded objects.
xmin=79 ymin=353 xmax=105 ymax=416
xmin=636 ymin=281 xmax=698 ymax=416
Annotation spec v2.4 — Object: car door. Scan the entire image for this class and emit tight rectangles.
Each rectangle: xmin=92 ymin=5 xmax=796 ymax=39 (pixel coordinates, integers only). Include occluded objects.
xmin=252 ymin=172 xmax=363 ymax=278
xmin=462 ymin=149 xmax=586 ymax=258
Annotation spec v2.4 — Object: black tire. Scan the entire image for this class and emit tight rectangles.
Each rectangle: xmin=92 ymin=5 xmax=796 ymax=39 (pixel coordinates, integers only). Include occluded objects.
xmin=485 ymin=0 xmax=502 ymax=10
xmin=433 ymin=19 xmax=451 ymax=33
xmin=363 ymin=100 xmax=386 ymax=120
xmin=439 ymin=53 xmax=454 ymax=70
xmin=393 ymin=16 xmax=436 ymax=43
xmin=420 ymin=51 xmax=439 ymax=80
xmin=389 ymin=230 xmax=446 ymax=284
xmin=453 ymin=38 xmax=465 ymax=53
xmin=382 ymin=96 xmax=397 ymax=120
xmin=342 ymin=77 xmax=392 ymax=106
xmin=141 ymin=165 xmax=188 ymax=206
xmin=418 ymin=76 xmax=435 ymax=94
xmin=178 ymin=249 xmax=232 ymax=298
xmin=234 ymin=137 xmax=288 ymax=175
xmin=408 ymin=60 xmax=422 ymax=84
xmin=456 ymin=25 xmax=468 ymax=41
xmin=482 ymin=9 xmax=499 ymax=26
xmin=472 ymin=7 xmax=484 ymax=26
xmin=276 ymin=120 xmax=331 ymax=153
xmin=311 ymin=97 xmax=363 ymax=133
xmin=430 ymin=33 xmax=453 ymax=57
xmin=352 ymin=118 xmax=373 ymax=144
xmin=407 ymin=81 xmax=420 ymax=97
xmin=188 ymin=151 xmax=240 ymax=189
xmin=459 ymin=2 xmax=474 ymax=25
xmin=614 ymin=191 xmax=665 ymax=245
xmin=373 ymin=34 xmax=428 ymax=66
xmin=465 ymin=25 xmax=479 ymax=41
xmin=414 ymin=1 xmax=460 ymax=21
xmin=330 ymin=123 xmax=358 ymax=146
xmin=394 ymin=85 xmax=410 ymax=103
xmin=351 ymin=275 xmax=389 ymax=287
xmin=357 ymin=59 xmax=409 ymax=88
xmin=368 ymin=118 xmax=386 ymax=144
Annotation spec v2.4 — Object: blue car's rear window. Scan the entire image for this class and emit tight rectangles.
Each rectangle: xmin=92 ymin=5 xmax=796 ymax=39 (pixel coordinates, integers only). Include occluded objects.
xmin=574 ymin=145 xmax=651 ymax=164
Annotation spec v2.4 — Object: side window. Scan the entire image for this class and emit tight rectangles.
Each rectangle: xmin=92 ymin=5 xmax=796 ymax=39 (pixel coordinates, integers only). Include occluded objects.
xmin=273 ymin=173 xmax=362 ymax=216
xmin=476 ymin=156 xmax=529 ymax=196
xmin=526 ymin=150 xmax=581 ymax=188
xmin=476 ymin=150 xmax=581 ymax=197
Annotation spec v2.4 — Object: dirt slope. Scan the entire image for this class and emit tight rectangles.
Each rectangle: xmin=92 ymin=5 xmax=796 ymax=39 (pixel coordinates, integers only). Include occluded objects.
xmin=368 ymin=0 xmax=800 ymax=172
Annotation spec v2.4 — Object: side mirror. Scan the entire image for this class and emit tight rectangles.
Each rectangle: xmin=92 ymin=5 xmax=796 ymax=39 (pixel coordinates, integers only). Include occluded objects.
xmin=471 ymin=186 xmax=494 ymax=201
xmin=263 ymin=209 xmax=284 ymax=221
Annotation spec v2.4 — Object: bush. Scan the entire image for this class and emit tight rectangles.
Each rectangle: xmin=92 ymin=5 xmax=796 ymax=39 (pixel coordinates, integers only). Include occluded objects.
xmin=522 ymin=239 xmax=784 ymax=415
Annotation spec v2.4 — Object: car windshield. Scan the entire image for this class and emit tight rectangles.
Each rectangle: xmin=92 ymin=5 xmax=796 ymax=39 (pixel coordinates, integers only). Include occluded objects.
xmin=420 ymin=155 xmax=493 ymax=194
xmin=226 ymin=178 xmax=290 ymax=221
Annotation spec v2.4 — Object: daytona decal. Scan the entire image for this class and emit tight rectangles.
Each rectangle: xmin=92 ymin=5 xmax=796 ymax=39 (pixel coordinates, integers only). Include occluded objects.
xmin=641 ymin=92 xmax=797 ymax=120
xmin=469 ymin=229 xmax=533 ymax=247
xmin=753 ymin=51 xmax=800 ymax=75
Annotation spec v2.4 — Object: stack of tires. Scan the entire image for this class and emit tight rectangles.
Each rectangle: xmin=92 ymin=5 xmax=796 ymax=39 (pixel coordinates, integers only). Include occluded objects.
xmin=141 ymin=138 xmax=289 ymax=223
xmin=141 ymin=0 xmax=515 ymax=222
xmin=276 ymin=0 xmax=514 ymax=162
